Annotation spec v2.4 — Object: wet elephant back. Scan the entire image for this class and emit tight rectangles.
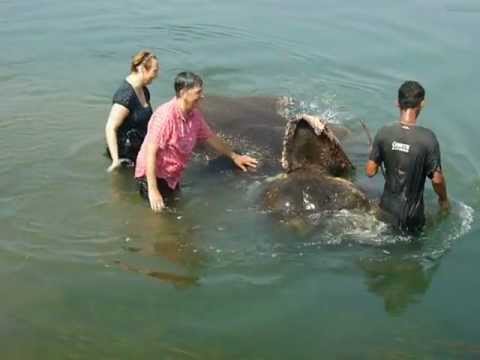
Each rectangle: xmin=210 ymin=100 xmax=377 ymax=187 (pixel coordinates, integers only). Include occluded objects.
xmin=201 ymin=96 xmax=287 ymax=155
xmin=263 ymin=169 xmax=370 ymax=216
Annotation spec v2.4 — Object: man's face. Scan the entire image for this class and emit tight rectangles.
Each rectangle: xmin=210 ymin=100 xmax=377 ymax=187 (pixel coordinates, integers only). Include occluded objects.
xmin=182 ymin=86 xmax=204 ymax=109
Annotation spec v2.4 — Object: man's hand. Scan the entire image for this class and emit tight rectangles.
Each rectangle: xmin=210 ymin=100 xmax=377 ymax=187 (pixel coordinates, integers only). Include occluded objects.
xmin=107 ymin=158 xmax=133 ymax=172
xmin=298 ymin=114 xmax=326 ymax=135
xmin=365 ymin=160 xmax=380 ymax=177
xmin=206 ymin=135 xmax=258 ymax=171
xmin=232 ymin=153 xmax=258 ymax=172
xmin=148 ymin=189 xmax=165 ymax=212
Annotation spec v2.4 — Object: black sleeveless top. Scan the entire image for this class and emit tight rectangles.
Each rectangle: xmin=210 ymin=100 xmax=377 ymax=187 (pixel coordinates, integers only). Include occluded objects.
xmin=111 ymin=80 xmax=153 ymax=160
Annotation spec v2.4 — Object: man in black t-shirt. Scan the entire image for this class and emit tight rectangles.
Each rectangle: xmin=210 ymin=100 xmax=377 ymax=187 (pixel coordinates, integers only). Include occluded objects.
xmin=365 ymin=81 xmax=449 ymax=233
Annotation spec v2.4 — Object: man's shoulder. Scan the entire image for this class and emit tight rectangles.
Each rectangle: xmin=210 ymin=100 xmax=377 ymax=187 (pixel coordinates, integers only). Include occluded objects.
xmin=415 ymin=125 xmax=436 ymax=136
xmin=376 ymin=122 xmax=399 ymax=138
xmin=412 ymin=125 xmax=438 ymax=145
xmin=154 ymin=97 xmax=176 ymax=112
xmin=375 ymin=121 xmax=398 ymax=130
xmin=152 ymin=98 xmax=176 ymax=119
xmin=192 ymin=108 xmax=206 ymax=122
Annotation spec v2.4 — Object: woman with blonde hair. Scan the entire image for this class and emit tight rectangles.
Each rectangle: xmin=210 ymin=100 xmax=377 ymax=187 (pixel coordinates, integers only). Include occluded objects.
xmin=105 ymin=50 xmax=160 ymax=172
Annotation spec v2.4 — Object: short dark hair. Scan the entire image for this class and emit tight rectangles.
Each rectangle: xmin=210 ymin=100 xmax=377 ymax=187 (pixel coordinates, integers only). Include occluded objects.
xmin=174 ymin=72 xmax=203 ymax=97
xmin=398 ymin=81 xmax=425 ymax=110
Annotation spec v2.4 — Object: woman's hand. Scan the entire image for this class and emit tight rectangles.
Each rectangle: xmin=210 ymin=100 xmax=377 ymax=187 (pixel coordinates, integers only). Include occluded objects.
xmin=107 ymin=158 xmax=133 ymax=172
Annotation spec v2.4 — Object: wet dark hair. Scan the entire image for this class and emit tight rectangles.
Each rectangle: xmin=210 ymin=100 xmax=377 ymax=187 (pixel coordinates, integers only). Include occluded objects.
xmin=174 ymin=72 xmax=203 ymax=97
xmin=398 ymin=80 xmax=425 ymax=110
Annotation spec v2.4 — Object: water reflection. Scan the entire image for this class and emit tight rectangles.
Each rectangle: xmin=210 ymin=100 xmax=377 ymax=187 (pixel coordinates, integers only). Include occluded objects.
xmin=109 ymin=171 xmax=207 ymax=287
xmin=357 ymin=255 xmax=437 ymax=315
xmin=113 ymin=260 xmax=200 ymax=288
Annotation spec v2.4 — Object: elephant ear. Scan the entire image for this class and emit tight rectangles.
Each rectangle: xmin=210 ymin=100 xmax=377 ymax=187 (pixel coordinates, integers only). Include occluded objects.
xmin=281 ymin=117 xmax=354 ymax=176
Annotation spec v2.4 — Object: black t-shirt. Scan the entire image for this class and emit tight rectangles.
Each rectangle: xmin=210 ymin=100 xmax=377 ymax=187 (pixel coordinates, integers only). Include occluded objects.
xmin=369 ymin=122 xmax=442 ymax=230
xmin=111 ymin=80 xmax=153 ymax=160
xmin=112 ymin=80 xmax=153 ymax=140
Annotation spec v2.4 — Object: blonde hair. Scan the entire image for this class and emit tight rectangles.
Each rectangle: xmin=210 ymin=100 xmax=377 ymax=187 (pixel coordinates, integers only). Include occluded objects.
xmin=130 ymin=50 xmax=157 ymax=72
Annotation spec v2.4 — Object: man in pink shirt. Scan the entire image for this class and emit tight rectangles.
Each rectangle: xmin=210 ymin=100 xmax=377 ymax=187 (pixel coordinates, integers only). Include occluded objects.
xmin=135 ymin=72 xmax=258 ymax=212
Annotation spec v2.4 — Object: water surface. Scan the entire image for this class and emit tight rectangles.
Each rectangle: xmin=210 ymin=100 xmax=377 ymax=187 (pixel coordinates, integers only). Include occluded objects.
xmin=1 ymin=0 xmax=479 ymax=358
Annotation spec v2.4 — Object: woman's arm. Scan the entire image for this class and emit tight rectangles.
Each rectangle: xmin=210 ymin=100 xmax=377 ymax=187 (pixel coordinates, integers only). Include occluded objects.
xmin=105 ymin=104 xmax=130 ymax=172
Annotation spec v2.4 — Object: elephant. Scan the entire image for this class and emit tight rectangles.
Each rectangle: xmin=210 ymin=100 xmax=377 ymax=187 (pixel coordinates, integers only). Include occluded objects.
xmin=200 ymin=95 xmax=372 ymax=225
xmin=262 ymin=114 xmax=371 ymax=224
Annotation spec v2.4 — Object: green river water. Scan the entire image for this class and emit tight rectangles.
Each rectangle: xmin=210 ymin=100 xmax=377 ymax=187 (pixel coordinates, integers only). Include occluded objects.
xmin=1 ymin=0 xmax=479 ymax=358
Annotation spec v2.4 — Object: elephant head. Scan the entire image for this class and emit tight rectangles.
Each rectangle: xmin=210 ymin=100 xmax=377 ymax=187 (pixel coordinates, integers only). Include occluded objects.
xmin=280 ymin=116 xmax=354 ymax=176
xmin=263 ymin=116 xmax=370 ymax=221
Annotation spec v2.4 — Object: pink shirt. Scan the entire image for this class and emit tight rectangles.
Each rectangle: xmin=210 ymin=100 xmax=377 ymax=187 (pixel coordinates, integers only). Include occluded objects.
xmin=135 ymin=97 xmax=214 ymax=189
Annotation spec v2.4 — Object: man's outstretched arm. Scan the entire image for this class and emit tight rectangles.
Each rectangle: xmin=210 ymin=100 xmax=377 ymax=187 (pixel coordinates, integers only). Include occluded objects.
xmin=205 ymin=134 xmax=258 ymax=171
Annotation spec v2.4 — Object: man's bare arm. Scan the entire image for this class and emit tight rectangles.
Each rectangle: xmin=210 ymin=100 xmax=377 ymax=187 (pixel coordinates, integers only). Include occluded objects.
xmin=145 ymin=141 xmax=164 ymax=212
xmin=431 ymin=170 xmax=449 ymax=211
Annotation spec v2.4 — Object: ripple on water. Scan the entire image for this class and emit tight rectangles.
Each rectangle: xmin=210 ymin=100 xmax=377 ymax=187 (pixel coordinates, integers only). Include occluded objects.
xmin=305 ymin=199 xmax=475 ymax=263
xmin=186 ymin=195 xmax=475 ymax=280
xmin=1 ymin=210 xmax=123 ymax=263
xmin=445 ymin=4 xmax=480 ymax=13
xmin=203 ymin=272 xmax=283 ymax=287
